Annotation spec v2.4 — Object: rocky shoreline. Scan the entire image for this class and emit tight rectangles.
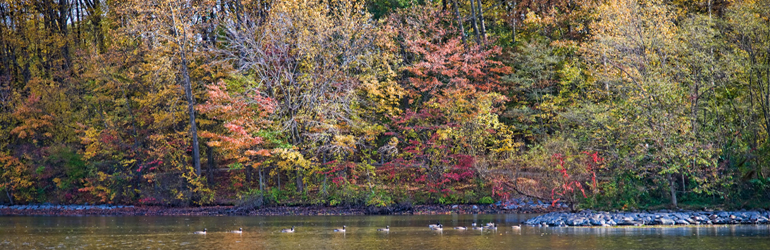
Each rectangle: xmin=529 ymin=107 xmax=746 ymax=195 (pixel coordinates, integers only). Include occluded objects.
xmin=0 ymin=202 xmax=564 ymax=216
xmin=525 ymin=210 xmax=770 ymax=227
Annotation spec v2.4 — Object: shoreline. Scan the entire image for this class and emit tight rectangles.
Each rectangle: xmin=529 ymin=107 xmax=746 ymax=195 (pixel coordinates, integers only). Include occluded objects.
xmin=3 ymin=204 xmax=770 ymax=227
xmin=525 ymin=210 xmax=770 ymax=227
xmin=0 ymin=204 xmax=563 ymax=216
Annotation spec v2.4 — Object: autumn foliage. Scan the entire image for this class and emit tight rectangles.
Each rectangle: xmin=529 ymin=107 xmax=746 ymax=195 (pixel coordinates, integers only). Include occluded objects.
xmin=1 ymin=0 xmax=769 ymax=210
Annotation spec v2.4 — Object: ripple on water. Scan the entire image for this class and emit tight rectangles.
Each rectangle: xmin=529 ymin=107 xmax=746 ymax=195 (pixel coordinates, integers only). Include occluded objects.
xmin=1 ymin=215 xmax=769 ymax=250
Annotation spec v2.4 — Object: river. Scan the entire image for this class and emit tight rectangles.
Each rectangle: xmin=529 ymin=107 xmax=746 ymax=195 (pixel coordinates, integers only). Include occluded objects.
xmin=1 ymin=214 xmax=769 ymax=249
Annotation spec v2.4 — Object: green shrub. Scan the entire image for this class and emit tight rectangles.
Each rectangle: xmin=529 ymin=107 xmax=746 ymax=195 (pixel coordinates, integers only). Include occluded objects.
xmin=463 ymin=190 xmax=477 ymax=204
xmin=438 ymin=192 xmax=460 ymax=205
xmin=479 ymin=196 xmax=494 ymax=204
xmin=366 ymin=189 xmax=394 ymax=207
xmin=328 ymin=194 xmax=341 ymax=206
xmin=268 ymin=187 xmax=287 ymax=204
xmin=237 ymin=188 xmax=265 ymax=209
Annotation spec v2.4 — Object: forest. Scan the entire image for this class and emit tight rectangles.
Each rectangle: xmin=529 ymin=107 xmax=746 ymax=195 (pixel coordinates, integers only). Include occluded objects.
xmin=0 ymin=0 xmax=768 ymax=211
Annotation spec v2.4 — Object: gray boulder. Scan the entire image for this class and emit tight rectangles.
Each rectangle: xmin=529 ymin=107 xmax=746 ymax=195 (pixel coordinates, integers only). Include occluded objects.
xmin=657 ymin=218 xmax=675 ymax=225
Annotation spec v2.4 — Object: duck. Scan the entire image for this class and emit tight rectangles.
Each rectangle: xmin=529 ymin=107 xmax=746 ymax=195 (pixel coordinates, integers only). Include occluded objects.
xmin=486 ymin=223 xmax=497 ymax=230
xmin=334 ymin=225 xmax=346 ymax=232
xmin=454 ymin=226 xmax=467 ymax=230
xmin=281 ymin=226 xmax=295 ymax=233
xmin=377 ymin=226 xmax=390 ymax=232
xmin=486 ymin=222 xmax=495 ymax=227
xmin=193 ymin=228 xmax=207 ymax=235
xmin=511 ymin=225 xmax=521 ymax=229
xmin=229 ymin=228 xmax=243 ymax=234
xmin=428 ymin=222 xmax=441 ymax=228
xmin=472 ymin=223 xmax=477 ymax=227
xmin=431 ymin=224 xmax=443 ymax=231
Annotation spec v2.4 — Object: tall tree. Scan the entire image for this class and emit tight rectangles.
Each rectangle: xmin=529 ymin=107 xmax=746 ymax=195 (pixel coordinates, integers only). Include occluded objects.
xmin=582 ymin=0 xmax=720 ymax=207
xmin=219 ymin=0 xmax=382 ymax=192
xmin=118 ymin=0 xmax=215 ymax=175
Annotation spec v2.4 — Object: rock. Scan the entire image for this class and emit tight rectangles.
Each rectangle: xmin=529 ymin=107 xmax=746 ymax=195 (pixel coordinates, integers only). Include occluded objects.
xmin=676 ymin=220 xmax=690 ymax=225
xmin=657 ymin=218 xmax=676 ymax=225
xmin=566 ymin=218 xmax=584 ymax=226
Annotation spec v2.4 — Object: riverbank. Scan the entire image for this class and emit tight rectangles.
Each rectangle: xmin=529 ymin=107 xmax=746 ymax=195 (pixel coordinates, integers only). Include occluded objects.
xmin=525 ymin=210 xmax=770 ymax=227
xmin=0 ymin=203 xmax=564 ymax=216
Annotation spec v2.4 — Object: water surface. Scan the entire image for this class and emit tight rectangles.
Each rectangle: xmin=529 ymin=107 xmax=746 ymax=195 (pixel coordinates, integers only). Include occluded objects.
xmin=1 ymin=214 xmax=769 ymax=249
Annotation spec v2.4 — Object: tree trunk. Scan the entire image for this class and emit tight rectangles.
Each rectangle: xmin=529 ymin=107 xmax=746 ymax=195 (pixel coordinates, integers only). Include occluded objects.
xmin=452 ymin=0 xmax=467 ymax=46
xmin=259 ymin=168 xmax=264 ymax=192
xmin=121 ymin=87 xmax=141 ymax=151
xmin=179 ymin=51 xmax=202 ymax=176
xmin=6 ymin=189 xmax=13 ymax=205
xmin=469 ymin=0 xmax=480 ymax=43
xmin=668 ymin=173 xmax=678 ymax=208
xmin=207 ymin=145 xmax=214 ymax=184
xmin=322 ymin=152 xmax=328 ymax=195
xmin=246 ymin=164 xmax=252 ymax=184
xmin=367 ymin=159 xmax=373 ymax=192
xmin=475 ymin=0 xmax=486 ymax=39
xmin=296 ymin=166 xmax=303 ymax=193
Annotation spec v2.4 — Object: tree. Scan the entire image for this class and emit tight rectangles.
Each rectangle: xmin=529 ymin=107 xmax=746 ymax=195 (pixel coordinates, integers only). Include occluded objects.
xmin=219 ymin=0 xmax=383 ymax=192
xmin=581 ymin=0 xmax=720 ymax=207
xmin=503 ymin=40 xmax=565 ymax=142
xmin=118 ymin=0 xmax=215 ymax=175
xmin=380 ymin=4 xmax=514 ymax=201
xmin=725 ymin=0 xmax=770 ymax=179
xmin=197 ymin=80 xmax=274 ymax=189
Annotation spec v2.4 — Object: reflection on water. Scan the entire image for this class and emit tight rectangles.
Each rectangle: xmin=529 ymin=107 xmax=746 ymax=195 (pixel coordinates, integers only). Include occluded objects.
xmin=1 ymin=214 xmax=769 ymax=249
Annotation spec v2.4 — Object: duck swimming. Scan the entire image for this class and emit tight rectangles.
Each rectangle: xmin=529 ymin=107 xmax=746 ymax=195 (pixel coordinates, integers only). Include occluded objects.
xmin=194 ymin=228 xmax=207 ymax=235
xmin=454 ymin=226 xmax=467 ymax=230
xmin=431 ymin=224 xmax=443 ymax=231
xmin=334 ymin=225 xmax=346 ymax=232
xmin=281 ymin=226 xmax=295 ymax=233
xmin=229 ymin=228 xmax=243 ymax=233
xmin=377 ymin=226 xmax=390 ymax=232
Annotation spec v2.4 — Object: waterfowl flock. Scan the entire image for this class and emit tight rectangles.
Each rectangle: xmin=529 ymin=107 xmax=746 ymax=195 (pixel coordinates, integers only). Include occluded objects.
xmin=194 ymin=222 xmax=522 ymax=235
